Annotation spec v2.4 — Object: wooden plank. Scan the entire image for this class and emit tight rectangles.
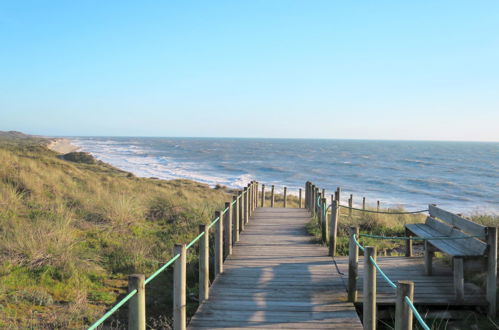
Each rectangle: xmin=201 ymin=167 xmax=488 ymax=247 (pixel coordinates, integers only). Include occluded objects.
xmin=428 ymin=204 xmax=486 ymax=238
xmin=188 ymin=208 xmax=362 ymax=329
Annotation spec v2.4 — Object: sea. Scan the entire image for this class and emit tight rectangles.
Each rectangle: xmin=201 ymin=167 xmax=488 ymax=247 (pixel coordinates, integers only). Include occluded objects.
xmin=70 ymin=137 xmax=499 ymax=215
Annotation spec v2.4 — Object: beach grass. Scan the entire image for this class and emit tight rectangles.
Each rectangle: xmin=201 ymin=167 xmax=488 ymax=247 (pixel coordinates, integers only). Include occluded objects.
xmin=0 ymin=132 xmax=233 ymax=328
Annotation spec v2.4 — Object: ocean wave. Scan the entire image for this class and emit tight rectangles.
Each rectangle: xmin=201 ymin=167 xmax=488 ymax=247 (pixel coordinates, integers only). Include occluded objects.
xmin=69 ymin=137 xmax=499 ymax=214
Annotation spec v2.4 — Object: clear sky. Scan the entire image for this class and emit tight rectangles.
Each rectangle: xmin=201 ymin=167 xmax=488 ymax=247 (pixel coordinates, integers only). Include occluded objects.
xmin=1 ymin=1 xmax=498 ymax=141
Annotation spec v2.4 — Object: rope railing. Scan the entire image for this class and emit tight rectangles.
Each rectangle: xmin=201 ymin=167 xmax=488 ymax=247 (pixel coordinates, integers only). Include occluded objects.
xmin=87 ymin=182 xmax=258 ymax=330
xmin=353 ymin=232 xmax=431 ymax=330
xmin=360 ymin=233 xmax=483 ymax=240
xmin=340 ymin=204 xmax=429 ymax=215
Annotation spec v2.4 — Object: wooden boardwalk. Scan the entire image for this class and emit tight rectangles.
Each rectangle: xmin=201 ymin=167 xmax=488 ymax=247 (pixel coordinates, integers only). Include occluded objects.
xmin=335 ymin=256 xmax=486 ymax=306
xmin=189 ymin=208 xmax=363 ymax=329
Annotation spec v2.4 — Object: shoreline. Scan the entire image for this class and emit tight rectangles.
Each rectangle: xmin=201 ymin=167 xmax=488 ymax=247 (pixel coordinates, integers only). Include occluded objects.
xmin=67 ymin=137 xmax=499 ymax=216
xmin=47 ymin=138 xmax=80 ymax=154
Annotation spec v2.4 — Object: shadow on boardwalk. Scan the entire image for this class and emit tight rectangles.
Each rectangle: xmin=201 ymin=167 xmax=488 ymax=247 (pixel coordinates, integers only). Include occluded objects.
xmin=188 ymin=208 xmax=362 ymax=329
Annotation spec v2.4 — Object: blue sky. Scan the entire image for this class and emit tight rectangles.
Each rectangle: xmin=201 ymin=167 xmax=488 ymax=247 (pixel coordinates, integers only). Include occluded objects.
xmin=1 ymin=1 xmax=498 ymax=141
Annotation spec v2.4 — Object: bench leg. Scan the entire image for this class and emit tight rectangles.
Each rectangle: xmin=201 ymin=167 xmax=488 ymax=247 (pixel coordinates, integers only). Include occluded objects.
xmin=405 ymin=228 xmax=413 ymax=257
xmin=424 ymin=241 xmax=433 ymax=275
xmin=486 ymin=227 xmax=497 ymax=317
xmin=453 ymin=257 xmax=464 ymax=302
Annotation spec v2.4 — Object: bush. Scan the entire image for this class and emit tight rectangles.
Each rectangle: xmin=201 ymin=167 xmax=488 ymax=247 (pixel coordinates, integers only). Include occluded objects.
xmin=62 ymin=152 xmax=95 ymax=164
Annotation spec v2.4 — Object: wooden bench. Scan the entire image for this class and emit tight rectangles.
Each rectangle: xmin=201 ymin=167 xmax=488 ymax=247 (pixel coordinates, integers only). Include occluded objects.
xmin=405 ymin=204 xmax=497 ymax=316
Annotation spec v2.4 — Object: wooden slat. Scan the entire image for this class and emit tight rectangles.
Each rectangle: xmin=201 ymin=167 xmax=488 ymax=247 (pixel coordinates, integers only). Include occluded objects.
xmin=188 ymin=208 xmax=362 ymax=329
xmin=428 ymin=205 xmax=486 ymax=238
xmin=335 ymin=256 xmax=486 ymax=306
xmin=405 ymin=223 xmax=484 ymax=257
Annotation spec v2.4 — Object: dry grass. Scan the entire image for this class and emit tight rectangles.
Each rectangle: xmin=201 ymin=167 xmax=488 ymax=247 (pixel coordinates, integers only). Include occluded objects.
xmin=0 ymin=133 xmax=232 ymax=328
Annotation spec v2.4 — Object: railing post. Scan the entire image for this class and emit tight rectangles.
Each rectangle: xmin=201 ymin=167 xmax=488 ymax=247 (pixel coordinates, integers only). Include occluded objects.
xmin=199 ymin=224 xmax=209 ymax=302
xmin=305 ymin=182 xmax=310 ymax=210
xmin=314 ymin=187 xmax=319 ymax=217
xmin=244 ymin=187 xmax=249 ymax=224
xmin=239 ymin=191 xmax=245 ymax=232
xmin=348 ymin=227 xmax=359 ymax=302
xmin=395 ymin=281 xmax=414 ymax=330
xmin=233 ymin=195 xmax=240 ymax=243
xmin=224 ymin=202 xmax=232 ymax=258
xmin=321 ymin=197 xmax=327 ymax=243
xmin=261 ymin=184 xmax=265 ymax=207
xmin=283 ymin=187 xmax=287 ymax=208
xmin=317 ymin=192 xmax=322 ymax=225
xmin=362 ymin=197 xmax=366 ymax=210
xmin=377 ymin=200 xmax=380 ymax=212
xmin=173 ymin=244 xmax=186 ymax=330
xmin=329 ymin=200 xmax=339 ymax=257
xmin=487 ymin=226 xmax=497 ymax=317
xmin=335 ymin=187 xmax=341 ymax=204
xmin=128 ymin=274 xmax=145 ymax=330
xmin=299 ymin=188 xmax=302 ymax=208
xmin=349 ymin=194 xmax=353 ymax=216
xmin=310 ymin=185 xmax=315 ymax=216
xmin=247 ymin=183 xmax=252 ymax=217
xmin=254 ymin=182 xmax=258 ymax=209
xmin=364 ymin=246 xmax=377 ymax=330
xmin=214 ymin=211 xmax=223 ymax=275
xmin=271 ymin=185 xmax=275 ymax=208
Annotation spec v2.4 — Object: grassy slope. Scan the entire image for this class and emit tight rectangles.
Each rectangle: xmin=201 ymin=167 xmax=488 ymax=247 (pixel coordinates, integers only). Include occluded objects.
xmin=0 ymin=132 xmax=232 ymax=328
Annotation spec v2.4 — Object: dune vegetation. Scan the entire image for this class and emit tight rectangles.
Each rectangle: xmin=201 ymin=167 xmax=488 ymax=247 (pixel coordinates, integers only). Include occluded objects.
xmin=0 ymin=132 xmax=234 ymax=328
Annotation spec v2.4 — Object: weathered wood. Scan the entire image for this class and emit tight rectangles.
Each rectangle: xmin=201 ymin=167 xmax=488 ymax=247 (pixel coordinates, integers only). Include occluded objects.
xmin=248 ymin=183 xmax=254 ymax=217
xmin=305 ymin=182 xmax=309 ymax=209
xmin=189 ymin=208 xmax=362 ymax=329
xmin=283 ymin=187 xmax=287 ymax=208
xmin=199 ymin=225 xmax=209 ymax=302
xmin=405 ymin=228 xmax=413 ymax=257
xmin=348 ymin=227 xmax=359 ymax=302
xmin=348 ymin=194 xmax=353 ymax=216
xmin=335 ymin=187 xmax=341 ymax=204
xmin=128 ymin=274 xmax=145 ymax=330
xmin=311 ymin=185 xmax=316 ymax=216
xmin=244 ymin=187 xmax=249 ymax=224
xmin=271 ymin=185 xmax=275 ymax=208
xmin=233 ymin=196 xmax=239 ymax=242
xmin=329 ymin=200 xmax=339 ymax=257
xmin=395 ymin=281 xmax=414 ymax=330
xmin=239 ymin=191 xmax=245 ymax=232
xmin=429 ymin=205 xmax=486 ymax=238
xmin=215 ymin=211 xmax=223 ymax=275
xmin=299 ymin=188 xmax=302 ymax=208
xmin=406 ymin=222 xmax=486 ymax=256
xmin=254 ymin=182 xmax=258 ymax=210
xmin=261 ymin=184 xmax=265 ymax=207
xmin=174 ymin=244 xmax=186 ymax=330
xmin=335 ymin=256 xmax=487 ymax=306
xmin=321 ymin=197 xmax=328 ymax=243
xmin=424 ymin=240 xmax=433 ymax=276
xmin=224 ymin=202 xmax=232 ymax=258
xmin=364 ymin=246 xmax=377 ymax=330
xmin=362 ymin=197 xmax=366 ymax=210
xmin=377 ymin=200 xmax=380 ymax=212
xmin=486 ymin=226 xmax=497 ymax=317
xmin=453 ymin=257 xmax=464 ymax=301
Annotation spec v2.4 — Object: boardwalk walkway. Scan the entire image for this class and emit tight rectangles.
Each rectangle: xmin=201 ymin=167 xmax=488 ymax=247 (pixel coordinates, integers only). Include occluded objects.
xmin=189 ymin=208 xmax=362 ymax=329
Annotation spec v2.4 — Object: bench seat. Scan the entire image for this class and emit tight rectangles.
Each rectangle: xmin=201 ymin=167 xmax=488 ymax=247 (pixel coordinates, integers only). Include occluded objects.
xmin=405 ymin=223 xmax=486 ymax=257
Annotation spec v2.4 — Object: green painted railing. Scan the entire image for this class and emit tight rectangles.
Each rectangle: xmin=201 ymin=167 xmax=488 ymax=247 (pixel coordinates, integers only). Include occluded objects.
xmin=87 ymin=190 xmax=246 ymax=329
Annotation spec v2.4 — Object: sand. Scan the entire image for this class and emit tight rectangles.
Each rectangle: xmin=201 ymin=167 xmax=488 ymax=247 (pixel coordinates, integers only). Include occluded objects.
xmin=47 ymin=139 xmax=80 ymax=154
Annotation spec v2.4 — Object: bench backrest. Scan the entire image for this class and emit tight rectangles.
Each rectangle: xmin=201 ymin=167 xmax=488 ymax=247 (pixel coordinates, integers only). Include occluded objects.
xmin=428 ymin=204 xmax=487 ymax=240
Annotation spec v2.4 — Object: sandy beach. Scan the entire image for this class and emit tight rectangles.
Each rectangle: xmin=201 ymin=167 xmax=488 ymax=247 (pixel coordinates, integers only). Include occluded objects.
xmin=47 ymin=138 xmax=80 ymax=153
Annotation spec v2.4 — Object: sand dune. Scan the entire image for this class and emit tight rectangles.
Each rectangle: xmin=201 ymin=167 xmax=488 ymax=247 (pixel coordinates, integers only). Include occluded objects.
xmin=47 ymin=138 xmax=80 ymax=153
